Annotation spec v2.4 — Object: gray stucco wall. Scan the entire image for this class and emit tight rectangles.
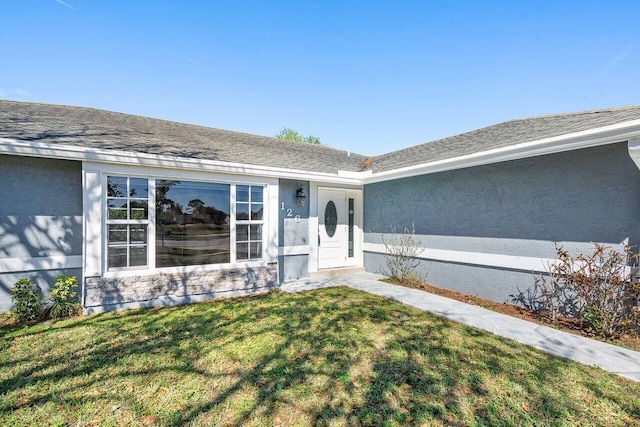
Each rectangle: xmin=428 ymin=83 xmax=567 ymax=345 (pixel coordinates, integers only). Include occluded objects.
xmin=0 ymin=155 xmax=83 ymax=311
xmin=364 ymin=142 xmax=640 ymax=303
xmin=278 ymin=179 xmax=310 ymax=282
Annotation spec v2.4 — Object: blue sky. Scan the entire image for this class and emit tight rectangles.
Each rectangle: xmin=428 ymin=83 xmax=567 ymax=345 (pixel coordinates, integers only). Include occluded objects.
xmin=1 ymin=1 xmax=638 ymax=155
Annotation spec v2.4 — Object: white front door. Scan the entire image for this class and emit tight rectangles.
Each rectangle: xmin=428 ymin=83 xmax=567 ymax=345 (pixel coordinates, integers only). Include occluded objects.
xmin=318 ymin=188 xmax=352 ymax=269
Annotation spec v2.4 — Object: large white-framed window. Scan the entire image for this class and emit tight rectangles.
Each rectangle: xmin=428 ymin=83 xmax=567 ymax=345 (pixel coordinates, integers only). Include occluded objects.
xmin=106 ymin=176 xmax=150 ymax=269
xmin=156 ymin=180 xmax=231 ymax=267
xmin=235 ymin=185 xmax=264 ymax=260
xmin=103 ymin=174 xmax=268 ymax=272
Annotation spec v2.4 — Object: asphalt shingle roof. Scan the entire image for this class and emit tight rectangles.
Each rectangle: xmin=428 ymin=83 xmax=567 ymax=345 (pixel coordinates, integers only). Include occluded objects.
xmin=370 ymin=106 xmax=640 ymax=172
xmin=0 ymin=100 xmax=369 ymax=174
xmin=1 ymin=100 xmax=639 ymax=176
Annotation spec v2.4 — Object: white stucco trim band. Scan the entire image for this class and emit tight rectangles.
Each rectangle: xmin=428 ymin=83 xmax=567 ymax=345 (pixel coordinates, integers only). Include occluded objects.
xmin=0 ymin=255 xmax=83 ymax=274
xmin=363 ymin=242 xmax=555 ymax=273
xmin=278 ymin=245 xmax=310 ymax=256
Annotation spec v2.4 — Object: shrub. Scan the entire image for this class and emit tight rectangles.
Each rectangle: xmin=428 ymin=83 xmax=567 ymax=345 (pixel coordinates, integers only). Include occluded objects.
xmin=10 ymin=278 xmax=42 ymax=323
xmin=514 ymin=273 xmax=578 ymax=321
xmin=530 ymin=243 xmax=640 ymax=337
xmin=48 ymin=275 xmax=81 ymax=318
xmin=382 ymin=224 xmax=425 ymax=281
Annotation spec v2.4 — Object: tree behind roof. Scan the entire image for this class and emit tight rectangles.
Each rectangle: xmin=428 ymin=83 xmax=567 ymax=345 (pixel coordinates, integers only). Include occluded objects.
xmin=275 ymin=127 xmax=321 ymax=144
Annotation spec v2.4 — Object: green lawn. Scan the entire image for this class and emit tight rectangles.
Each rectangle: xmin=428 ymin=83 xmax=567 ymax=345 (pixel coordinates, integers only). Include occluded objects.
xmin=1 ymin=287 xmax=639 ymax=426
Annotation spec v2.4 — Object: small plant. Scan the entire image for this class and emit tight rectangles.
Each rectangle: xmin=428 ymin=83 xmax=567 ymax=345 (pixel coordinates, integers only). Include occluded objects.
xmin=48 ymin=275 xmax=81 ymax=318
xmin=10 ymin=278 xmax=42 ymax=323
xmin=514 ymin=260 xmax=579 ymax=322
xmin=381 ymin=224 xmax=425 ymax=281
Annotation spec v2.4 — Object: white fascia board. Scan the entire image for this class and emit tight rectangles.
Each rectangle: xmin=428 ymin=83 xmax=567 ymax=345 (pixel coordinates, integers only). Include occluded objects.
xmin=626 ymin=138 xmax=640 ymax=170
xmin=363 ymin=119 xmax=640 ymax=184
xmin=0 ymin=138 xmax=361 ymax=185
xmin=337 ymin=169 xmax=372 ymax=179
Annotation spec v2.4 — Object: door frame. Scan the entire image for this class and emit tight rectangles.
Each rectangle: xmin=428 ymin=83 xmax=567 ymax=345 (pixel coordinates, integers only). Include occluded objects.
xmin=310 ymin=185 xmax=363 ymax=271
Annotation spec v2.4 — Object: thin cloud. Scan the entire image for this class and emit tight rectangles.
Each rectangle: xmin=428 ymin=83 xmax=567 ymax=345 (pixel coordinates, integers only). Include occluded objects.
xmin=0 ymin=88 xmax=33 ymax=98
xmin=602 ymin=47 xmax=632 ymax=74
xmin=56 ymin=0 xmax=76 ymax=10
xmin=183 ymin=56 xmax=199 ymax=65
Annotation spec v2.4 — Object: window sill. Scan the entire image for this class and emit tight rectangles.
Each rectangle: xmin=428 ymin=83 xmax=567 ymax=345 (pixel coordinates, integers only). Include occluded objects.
xmin=103 ymin=259 xmax=271 ymax=278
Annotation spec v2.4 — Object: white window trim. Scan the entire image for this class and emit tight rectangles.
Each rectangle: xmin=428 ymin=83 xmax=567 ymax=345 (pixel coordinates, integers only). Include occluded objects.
xmin=230 ymin=181 xmax=237 ymax=263
xmin=235 ymin=184 xmax=266 ymax=261
xmin=82 ymin=161 xmax=278 ymax=278
xmin=104 ymin=176 xmax=152 ymax=272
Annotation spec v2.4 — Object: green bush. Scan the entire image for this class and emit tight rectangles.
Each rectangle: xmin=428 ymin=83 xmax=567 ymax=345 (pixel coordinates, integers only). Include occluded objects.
xmin=10 ymin=278 xmax=42 ymax=323
xmin=48 ymin=275 xmax=81 ymax=318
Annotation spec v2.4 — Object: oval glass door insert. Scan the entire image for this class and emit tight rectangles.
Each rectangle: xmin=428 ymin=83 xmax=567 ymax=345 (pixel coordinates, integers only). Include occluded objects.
xmin=324 ymin=201 xmax=337 ymax=237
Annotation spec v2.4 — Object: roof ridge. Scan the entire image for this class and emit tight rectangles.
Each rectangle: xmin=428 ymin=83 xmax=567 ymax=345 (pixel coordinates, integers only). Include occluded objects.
xmin=504 ymin=105 xmax=640 ymax=123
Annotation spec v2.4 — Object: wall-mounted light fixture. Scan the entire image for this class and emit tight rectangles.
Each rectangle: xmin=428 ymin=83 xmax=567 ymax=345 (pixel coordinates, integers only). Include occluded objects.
xmin=296 ymin=185 xmax=306 ymax=207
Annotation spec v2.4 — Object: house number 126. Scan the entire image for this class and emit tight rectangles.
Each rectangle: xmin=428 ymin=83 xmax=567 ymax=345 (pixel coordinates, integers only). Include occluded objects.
xmin=281 ymin=202 xmax=301 ymax=223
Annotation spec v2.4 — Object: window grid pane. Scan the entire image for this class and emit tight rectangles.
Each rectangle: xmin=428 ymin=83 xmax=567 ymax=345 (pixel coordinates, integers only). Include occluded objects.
xmin=130 ymin=178 xmax=149 ymax=198
xmin=107 ymin=176 xmax=127 ymax=197
xmin=250 ymin=224 xmax=262 ymax=240
xmin=236 ymin=203 xmax=250 ymax=220
xmin=108 ymin=224 xmax=127 ymax=244
xmin=236 ymin=185 xmax=250 ymax=202
xmin=236 ymin=225 xmax=249 ymax=242
xmin=130 ymin=199 xmax=148 ymax=220
xmin=108 ymin=247 xmax=128 ymax=268
xmin=235 ymin=185 xmax=264 ymax=260
xmin=250 ymin=242 xmax=262 ymax=259
xmin=106 ymin=176 xmax=149 ymax=270
xmin=107 ymin=198 xmax=128 ymax=220
xmin=250 ymin=203 xmax=263 ymax=220
xmin=251 ymin=186 xmax=263 ymax=203
xmin=129 ymin=246 xmax=148 ymax=266
xmin=236 ymin=242 xmax=249 ymax=260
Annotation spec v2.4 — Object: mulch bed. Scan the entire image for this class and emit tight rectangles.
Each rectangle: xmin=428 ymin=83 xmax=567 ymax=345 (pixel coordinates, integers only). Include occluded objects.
xmin=384 ymin=277 xmax=640 ymax=352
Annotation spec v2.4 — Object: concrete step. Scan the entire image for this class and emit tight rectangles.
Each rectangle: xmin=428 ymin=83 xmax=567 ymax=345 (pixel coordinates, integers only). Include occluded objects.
xmin=309 ymin=266 xmax=364 ymax=278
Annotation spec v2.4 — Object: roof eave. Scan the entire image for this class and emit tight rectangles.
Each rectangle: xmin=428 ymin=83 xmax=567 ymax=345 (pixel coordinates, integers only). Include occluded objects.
xmin=0 ymin=138 xmax=363 ymax=185
xmin=363 ymin=119 xmax=640 ymax=184
xmin=3 ymin=118 xmax=640 ymax=187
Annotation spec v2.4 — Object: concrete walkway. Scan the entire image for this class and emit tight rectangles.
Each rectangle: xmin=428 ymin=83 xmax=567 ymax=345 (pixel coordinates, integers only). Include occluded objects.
xmin=281 ymin=271 xmax=640 ymax=383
